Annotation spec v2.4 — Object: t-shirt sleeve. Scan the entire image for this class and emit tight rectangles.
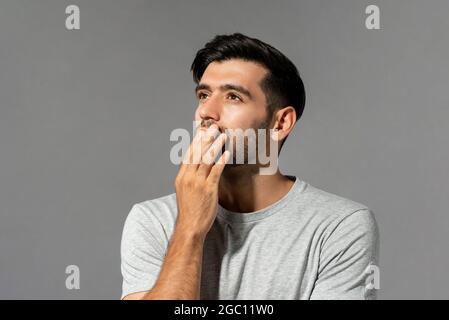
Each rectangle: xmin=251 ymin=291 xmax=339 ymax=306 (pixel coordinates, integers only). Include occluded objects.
xmin=310 ymin=208 xmax=380 ymax=300
xmin=120 ymin=203 xmax=166 ymax=299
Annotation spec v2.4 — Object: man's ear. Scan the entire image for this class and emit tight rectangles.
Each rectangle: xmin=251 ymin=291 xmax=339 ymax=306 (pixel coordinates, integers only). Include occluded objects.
xmin=271 ymin=106 xmax=297 ymax=141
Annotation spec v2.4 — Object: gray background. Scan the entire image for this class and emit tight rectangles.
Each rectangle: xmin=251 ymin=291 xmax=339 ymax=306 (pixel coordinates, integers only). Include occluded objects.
xmin=0 ymin=0 xmax=448 ymax=299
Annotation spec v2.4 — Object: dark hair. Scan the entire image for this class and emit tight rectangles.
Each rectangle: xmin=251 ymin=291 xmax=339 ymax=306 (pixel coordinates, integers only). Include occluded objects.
xmin=190 ymin=33 xmax=306 ymax=122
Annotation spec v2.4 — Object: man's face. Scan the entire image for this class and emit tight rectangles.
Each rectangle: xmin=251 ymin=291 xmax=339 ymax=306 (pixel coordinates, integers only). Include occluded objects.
xmin=194 ymin=59 xmax=275 ymax=165
xmin=194 ymin=59 xmax=271 ymax=133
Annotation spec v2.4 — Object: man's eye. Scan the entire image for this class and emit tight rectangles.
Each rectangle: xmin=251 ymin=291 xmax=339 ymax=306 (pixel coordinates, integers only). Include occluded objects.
xmin=197 ymin=93 xmax=208 ymax=100
xmin=228 ymin=93 xmax=242 ymax=102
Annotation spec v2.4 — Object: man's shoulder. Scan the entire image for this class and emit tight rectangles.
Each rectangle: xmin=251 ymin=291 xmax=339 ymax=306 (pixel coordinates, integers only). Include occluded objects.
xmin=136 ymin=192 xmax=178 ymax=212
xmin=300 ymin=181 xmax=375 ymax=223
xmin=126 ymin=193 xmax=178 ymax=228
xmin=294 ymin=181 xmax=378 ymax=251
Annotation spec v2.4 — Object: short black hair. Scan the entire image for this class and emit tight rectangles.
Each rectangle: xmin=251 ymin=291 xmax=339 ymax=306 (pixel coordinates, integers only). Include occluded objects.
xmin=190 ymin=33 xmax=306 ymax=122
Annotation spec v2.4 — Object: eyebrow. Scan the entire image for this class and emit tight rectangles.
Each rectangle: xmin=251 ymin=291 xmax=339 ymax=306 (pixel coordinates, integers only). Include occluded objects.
xmin=195 ymin=83 xmax=253 ymax=100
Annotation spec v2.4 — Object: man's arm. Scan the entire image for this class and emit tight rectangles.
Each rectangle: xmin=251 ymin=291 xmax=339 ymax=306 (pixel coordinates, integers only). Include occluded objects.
xmin=123 ymin=223 xmax=205 ymax=300
xmin=134 ymin=223 xmax=205 ymax=300
xmin=123 ymin=124 xmax=229 ymax=300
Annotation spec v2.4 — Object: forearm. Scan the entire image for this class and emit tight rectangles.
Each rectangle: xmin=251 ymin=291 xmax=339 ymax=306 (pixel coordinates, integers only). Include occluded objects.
xmin=142 ymin=222 xmax=206 ymax=300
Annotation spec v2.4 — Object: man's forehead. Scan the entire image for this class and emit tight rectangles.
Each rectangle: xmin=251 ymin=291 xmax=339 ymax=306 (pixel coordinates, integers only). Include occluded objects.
xmin=200 ymin=59 xmax=268 ymax=88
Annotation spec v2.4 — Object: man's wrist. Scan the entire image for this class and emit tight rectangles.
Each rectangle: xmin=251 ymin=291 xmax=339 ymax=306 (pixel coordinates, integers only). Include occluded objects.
xmin=174 ymin=219 xmax=207 ymax=244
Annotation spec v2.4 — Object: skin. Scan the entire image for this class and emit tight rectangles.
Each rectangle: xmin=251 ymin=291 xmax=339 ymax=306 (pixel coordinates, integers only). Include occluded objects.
xmin=194 ymin=59 xmax=297 ymax=213
xmin=123 ymin=59 xmax=297 ymax=300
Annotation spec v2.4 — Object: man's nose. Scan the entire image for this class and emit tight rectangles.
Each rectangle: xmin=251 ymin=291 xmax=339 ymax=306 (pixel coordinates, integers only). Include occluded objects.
xmin=198 ymin=96 xmax=221 ymax=121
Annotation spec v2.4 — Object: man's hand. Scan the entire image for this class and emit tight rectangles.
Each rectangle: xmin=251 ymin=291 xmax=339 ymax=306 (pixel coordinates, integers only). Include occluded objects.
xmin=174 ymin=123 xmax=230 ymax=241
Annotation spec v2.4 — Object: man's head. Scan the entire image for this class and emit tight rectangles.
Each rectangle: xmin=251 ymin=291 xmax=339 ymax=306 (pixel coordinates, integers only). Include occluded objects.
xmin=190 ymin=33 xmax=306 ymax=155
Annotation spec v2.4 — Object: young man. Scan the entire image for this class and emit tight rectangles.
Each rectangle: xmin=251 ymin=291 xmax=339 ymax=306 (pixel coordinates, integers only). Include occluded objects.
xmin=120 ymin=33 xmax=379 ymax=300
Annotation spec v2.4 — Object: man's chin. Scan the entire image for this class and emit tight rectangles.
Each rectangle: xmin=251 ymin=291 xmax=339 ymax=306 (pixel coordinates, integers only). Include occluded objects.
xmin=223 ymin=162 xmax=261 ymax=174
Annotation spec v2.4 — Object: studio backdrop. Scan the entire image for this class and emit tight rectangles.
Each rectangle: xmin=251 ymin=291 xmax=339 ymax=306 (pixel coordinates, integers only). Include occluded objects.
xmin=1 ymin=0 xmax=448 ymax=299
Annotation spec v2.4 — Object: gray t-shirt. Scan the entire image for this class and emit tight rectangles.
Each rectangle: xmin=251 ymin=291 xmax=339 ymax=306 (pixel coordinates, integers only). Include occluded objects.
xmin=120 ymin=176 xmax=379 ymax=300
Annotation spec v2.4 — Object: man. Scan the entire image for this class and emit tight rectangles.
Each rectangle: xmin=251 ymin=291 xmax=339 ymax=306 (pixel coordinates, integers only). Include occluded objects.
xmin=120 ymin=33 xmax=379 ymax=300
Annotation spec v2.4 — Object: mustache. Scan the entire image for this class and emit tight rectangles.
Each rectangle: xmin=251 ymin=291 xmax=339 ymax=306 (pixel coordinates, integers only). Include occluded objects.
xmin=199 ymin=120 xmax=225 ymax=133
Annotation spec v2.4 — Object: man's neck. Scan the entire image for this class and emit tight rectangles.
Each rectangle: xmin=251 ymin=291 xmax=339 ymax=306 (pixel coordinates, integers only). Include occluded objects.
xmin=218 ymin=166 xmax=295 ymax=213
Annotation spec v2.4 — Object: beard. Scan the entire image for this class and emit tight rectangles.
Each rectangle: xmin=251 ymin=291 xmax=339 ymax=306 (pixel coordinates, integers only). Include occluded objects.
xmin=200 ymin=114 xmax=273 ymax=167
